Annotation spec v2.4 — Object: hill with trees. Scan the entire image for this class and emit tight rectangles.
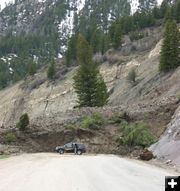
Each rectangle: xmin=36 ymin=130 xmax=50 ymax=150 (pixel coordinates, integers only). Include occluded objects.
xmin=0 ymin=0 xmax=179 ymax=90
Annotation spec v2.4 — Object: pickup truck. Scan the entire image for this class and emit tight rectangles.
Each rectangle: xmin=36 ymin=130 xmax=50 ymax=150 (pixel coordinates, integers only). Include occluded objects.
xmin=55 ymin=142 xmax=86 ymax=155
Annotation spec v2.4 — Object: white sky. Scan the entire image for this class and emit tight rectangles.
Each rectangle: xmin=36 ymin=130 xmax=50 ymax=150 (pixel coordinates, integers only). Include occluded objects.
xmin=0 ymin=0 xmax=14 ymax=10
xmin=0 ymin=0 xmax=163 ymax=11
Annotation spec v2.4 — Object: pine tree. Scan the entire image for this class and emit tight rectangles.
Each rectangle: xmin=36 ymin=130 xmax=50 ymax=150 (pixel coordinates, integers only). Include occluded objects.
xmin=73 ymin=34 xmax=108 ymax=107
xmin=174 ymin=0 xmax=180 ymax=22
xmin=47 ymin=59 xmax=55 ymax=79
xmin=113 ymin=24 xmax=122 ymax=49
xmin=160 ymin=20 xmax=179 ymax=72
xmin=152 ymin=6 xmax=161 ymax=19
xmin=65 ymin=34 xmax=77 ymax=66
xmin=160 ymin=0 xmax=170 ymax=18
xmin=127 ymin=68 xmax=136 ymax=83
xmin=110 ymin=21 xmax=122 ymax=49
xmin=28 ymin=62 xmax=37 ymax=76
xmin=16 ymin=113 xmax=29 ymax=131
xmin=164 ymin=7 xmax=173 ymax=22
xmin=0 ymin=60 xmax=9 ymax=89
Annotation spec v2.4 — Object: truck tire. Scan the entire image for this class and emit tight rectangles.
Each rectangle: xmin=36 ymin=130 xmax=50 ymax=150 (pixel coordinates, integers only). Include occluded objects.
xmin=59 ymin=149 xmax=64 ymax=154
xmin=77 ymin=150 xmax=82 ymax=155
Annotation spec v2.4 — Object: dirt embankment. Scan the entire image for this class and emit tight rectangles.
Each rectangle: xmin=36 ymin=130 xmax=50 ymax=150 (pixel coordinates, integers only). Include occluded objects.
xmin=0 ymin=124 xmax=119 ymax=155
xmin=0 ymin=100 xmax=178 ymax=156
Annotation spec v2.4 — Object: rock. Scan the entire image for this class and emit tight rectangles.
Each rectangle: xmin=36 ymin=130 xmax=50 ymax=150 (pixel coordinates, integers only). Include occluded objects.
xmin=0 ymin=144 xmax=5 ymax=155
xmin=165 ymin=160 xmax=172 ymax=164
xmin=139 ymin=149 xmax=154 ymax=161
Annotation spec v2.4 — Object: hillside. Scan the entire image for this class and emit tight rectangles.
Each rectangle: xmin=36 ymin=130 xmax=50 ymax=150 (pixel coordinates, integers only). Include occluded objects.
xmin=0 ymin=0 xmax=132 ymax=55
xmin=0 ymin=25 xmax=179 ymax=163
xmin=0 ymin=0 xmax=180 ymax=166
xmin=0 ymin=27 xmax=161 ymax=125
xmin=0 ymin=26 xmax=179 ymax=125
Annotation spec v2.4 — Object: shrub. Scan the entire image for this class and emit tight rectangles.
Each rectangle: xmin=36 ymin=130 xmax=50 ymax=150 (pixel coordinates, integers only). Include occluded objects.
xmin=47 ymin=59 xmax=55 ymax=79
xmin=28 ymin=62 xmax=37 ymax=76
xmin=80 ymin=116 xmax=95 ymax=129
xmin=92 ymin=112 xmax=104 ymax=125
xmin=109 ymin=112 xmax=129 ymax=124
xmin=118 ymin=122 xmax=156 ymax=147
xmin=80 ymin=112 xmax=104 ymax=129
xmin=127 ymin=68 xmax=136 ymax=83
xmin=65 ymin=124 xmax=76 ymax=130
xmin=129 ymin=31 xmax=145 ymax=41
xmin=4 ymin=133 xmax=17 ymax=144
xmin=16 ymin=113 xmax=29 ymax=131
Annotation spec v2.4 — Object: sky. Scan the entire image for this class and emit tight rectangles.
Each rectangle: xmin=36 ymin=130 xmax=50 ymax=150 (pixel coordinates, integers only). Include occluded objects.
xmin=0 ymin=0 xmax=163 ymax=11
xmin=0 ymin=0 xmax=14 ymax=10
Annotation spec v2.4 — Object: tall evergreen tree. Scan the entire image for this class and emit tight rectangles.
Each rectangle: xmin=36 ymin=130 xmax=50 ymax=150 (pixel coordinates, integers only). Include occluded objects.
xmin=109 ymin=21 xmax=123 ymax=49
xmin=73 ymin=34 xmax=108 ymax=107
xmin=174 ymin=0 xmax=180 ymax=22
xmin=28 ymin=62 xmax=37 ymax=76
xmin=160 ymin=0 xmax=170 ymax=18
xmin=47 ymin=59 xmax=55 ymax=79
xmin=65 ymin=34 xmax=78 ymax=66
xmin=0 ymin=59 xmax=10 ymax=89
xmin=160 ymin=20 xmax=179 ymax=72
xmin=113 ymin=23 xmax=122 ymax=49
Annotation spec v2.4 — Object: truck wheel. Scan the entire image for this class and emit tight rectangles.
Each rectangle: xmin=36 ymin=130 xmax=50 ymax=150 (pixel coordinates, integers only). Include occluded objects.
xmin=59 ymin=149 xmax=64 ymax=154
xmin=77 ymin=150 xmax=82 ymax=155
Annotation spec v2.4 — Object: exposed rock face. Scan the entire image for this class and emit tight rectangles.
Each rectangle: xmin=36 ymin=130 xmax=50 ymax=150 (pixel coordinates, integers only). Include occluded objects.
xmin=150 ymin=105 xmax=180 ymax=165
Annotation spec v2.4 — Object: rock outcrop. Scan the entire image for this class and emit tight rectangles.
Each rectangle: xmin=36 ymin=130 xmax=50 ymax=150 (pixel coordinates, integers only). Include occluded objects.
xmin=150 ymin=104 xmax=180 ymax=165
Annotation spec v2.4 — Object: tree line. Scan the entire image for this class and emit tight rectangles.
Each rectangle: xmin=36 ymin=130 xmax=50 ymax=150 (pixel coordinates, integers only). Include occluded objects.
xmin=66 ymin=0 xmax=180 ymax=64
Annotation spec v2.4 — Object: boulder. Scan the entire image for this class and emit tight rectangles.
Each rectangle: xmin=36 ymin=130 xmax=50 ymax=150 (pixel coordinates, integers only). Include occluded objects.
xmin=139 ymin=149 xmax=154 ymax=161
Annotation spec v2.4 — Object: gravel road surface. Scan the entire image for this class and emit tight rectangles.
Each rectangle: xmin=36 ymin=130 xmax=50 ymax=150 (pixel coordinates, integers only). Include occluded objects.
xmin=0 ymin=153 xmax=177 ymax=191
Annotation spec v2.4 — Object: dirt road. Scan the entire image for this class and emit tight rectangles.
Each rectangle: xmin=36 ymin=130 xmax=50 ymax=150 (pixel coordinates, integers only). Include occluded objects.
xmin=0 ymin=153 xmax=177 ymax=191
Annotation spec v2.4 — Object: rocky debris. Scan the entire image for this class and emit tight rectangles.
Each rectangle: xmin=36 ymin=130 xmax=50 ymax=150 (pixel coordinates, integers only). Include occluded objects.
xmin=0 ymin=144 xmax=21 ymax=155
xmin=54 ymin=66 xmax=69 ymax=80
xmin=165 ymin=159 xmax=172 ymax=165
xmin=139 ymin=149 xmax=154 ymax=161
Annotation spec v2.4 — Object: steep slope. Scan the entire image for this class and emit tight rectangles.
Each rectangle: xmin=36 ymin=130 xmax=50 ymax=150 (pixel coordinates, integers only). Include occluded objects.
xmin=0 ymin=24 xmax=179 ymax=159
xmin=0 ymin=26 xmax=179 ymax=129
xmin=0 ymin=0 xmax=132 ymax=53
xmin=0 ymin=0 xmax=164 ymax=91
xmin=0 ymin=0 xmax=86 ymax=54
